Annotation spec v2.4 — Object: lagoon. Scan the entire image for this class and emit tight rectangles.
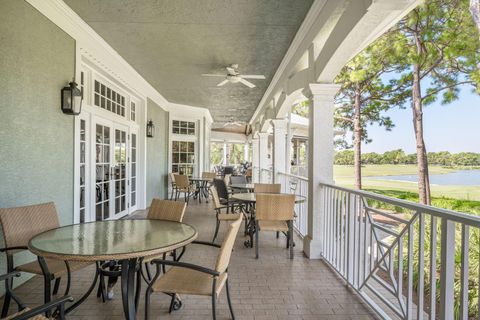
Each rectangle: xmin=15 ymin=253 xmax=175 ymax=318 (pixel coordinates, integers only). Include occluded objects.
xmin=369 ymin=169 xmax=480 ymax=186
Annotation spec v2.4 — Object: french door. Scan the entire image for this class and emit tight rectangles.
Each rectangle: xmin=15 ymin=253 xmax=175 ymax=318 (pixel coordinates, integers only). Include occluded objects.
xmin=92 ymin=117 xmax=130 ymax=220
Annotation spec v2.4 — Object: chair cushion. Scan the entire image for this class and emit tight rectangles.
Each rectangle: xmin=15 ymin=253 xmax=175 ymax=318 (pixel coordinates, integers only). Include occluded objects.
xmin=17 ymin=259 xmax=92 ymax=278
xmin=258 ymin=220 xmax=289 ymax=232
xmin=4 ymin=307 xmax=47 ymax=320
xmin=218 ymin=213 xmax=242 ymax=221
xmin=152 ymin=267 xmax=227 ymax=296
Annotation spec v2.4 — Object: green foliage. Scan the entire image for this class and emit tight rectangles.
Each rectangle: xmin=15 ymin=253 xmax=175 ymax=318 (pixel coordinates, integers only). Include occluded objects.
xmin=335 ymin=149 xmax=480 ymax=166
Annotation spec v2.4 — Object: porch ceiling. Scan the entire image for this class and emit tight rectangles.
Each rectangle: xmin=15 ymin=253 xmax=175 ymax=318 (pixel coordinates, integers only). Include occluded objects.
xmin=63 ymin=0 xmax=313 ymax=126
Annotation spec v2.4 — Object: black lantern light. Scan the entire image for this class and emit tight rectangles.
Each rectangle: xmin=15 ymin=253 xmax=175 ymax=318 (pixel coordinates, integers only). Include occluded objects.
xmin=146 ymin=120 xmax=155 ymax=138
xmin=61 ymin=81 xmax=83 ymax=115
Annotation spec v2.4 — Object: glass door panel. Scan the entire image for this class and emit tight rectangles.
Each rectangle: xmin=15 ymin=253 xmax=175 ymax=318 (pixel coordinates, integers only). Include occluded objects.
xmin=95 ymin=123 xmax=111 ymax=221
xmin=113 ymin=125 xmax=128 ymax=218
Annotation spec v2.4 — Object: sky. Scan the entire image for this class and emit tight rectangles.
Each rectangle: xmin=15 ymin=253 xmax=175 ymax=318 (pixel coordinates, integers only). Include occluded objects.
xmin=358 ymin=85 xmax=480 ymax=154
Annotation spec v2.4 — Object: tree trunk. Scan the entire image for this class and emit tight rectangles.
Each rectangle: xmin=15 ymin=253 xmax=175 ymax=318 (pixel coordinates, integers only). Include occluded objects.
xmin=471 ymin=0 xmax=480 ymax=35
xmin=412 ymin=65 xmax=431 ymax=205
xmin=353 ymin=83 xmax=362 ymax=190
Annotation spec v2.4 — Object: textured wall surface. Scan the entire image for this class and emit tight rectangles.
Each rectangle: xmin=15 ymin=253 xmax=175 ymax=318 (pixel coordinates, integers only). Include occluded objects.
xmin=0 ymin=0 xmax=75 ymax=280
xmin=146 ymin=99 xmax=169 ymax=204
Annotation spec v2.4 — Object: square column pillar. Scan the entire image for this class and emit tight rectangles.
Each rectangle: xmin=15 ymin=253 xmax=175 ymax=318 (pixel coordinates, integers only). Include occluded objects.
xmin=271 ymin=119 xmax=288 ymax=183
xmin=303 ymin=83 xmax=341 ymax=259
xmin=251 ymin=137 xmax=259 ymax=182
xmin=257 ymin=132 xmax=269 ymax=183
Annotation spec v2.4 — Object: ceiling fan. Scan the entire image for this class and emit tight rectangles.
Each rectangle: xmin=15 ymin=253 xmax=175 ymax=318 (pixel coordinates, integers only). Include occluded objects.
xmin=202 ymin=64 xmax=265 ymax=88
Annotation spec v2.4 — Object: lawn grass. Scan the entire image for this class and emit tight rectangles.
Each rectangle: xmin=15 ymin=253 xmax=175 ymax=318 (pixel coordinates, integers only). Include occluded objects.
xmin=334 ymin=164 xmax=480 ymax=213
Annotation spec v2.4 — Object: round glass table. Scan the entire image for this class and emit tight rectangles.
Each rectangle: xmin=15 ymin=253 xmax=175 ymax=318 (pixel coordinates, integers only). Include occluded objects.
xmin=230 ymin=183 xmax=255 ymax=192
xmin=29 ymin=219 xmax=197 ymax=320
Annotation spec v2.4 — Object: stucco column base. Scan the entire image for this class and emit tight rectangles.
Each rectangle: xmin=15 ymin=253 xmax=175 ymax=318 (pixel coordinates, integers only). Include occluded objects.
xmin=303 ymin=236 xmax=323 ymax=259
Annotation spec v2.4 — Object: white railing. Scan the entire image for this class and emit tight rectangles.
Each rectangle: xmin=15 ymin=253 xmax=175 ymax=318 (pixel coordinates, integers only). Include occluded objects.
xmin=277 ymin=171 xmax=308 ymax=237
xmin=319 ymin=182 xmax=480 ymax=320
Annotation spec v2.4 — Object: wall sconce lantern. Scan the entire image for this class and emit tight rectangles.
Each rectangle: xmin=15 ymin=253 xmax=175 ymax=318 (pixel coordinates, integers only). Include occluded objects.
xmin=61 ymin=81 xmax=83 ymax=115
xmin=146 ymin=120 xmax=155 ymax=138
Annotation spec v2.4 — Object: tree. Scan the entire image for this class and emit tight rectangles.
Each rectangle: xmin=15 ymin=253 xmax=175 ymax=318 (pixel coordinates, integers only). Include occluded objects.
xmin=387 ymin=0 xmax=480 ymax=204
xmin=335 ymin=36 xmax=406 ymax=189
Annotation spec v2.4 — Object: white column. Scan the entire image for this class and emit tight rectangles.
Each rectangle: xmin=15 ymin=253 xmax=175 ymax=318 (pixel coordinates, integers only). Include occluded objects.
xmin=257 ymin=132 xmax=269 ymax=183
xmin=271 ymin=119 xmax=288 ymax=183
xmin=223 ymin=141 xmax=228 ymax=166
xmin=251 ymin=137 xmax=259 ymax=183
xmin=244 ymin=142 xmax=249 ymax=163
xmin=286 ymin=111 xmax=292 ymax=174
xmin=303 ymin=83 xmax=340 ymax=259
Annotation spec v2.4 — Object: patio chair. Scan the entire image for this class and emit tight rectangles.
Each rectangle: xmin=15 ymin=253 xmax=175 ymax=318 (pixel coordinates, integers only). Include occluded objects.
xmin=145 ymin=215 xmax=242 ymax=320
xmin=245 ymin=168 xmax=252 ymax=182
xmin=212 ymin=179 xmax=237 ymax=212
xmin=201 ymin=172 xmax=217 ymax=181
xmin=0 ymin=202 xmax=92 ymax=317
xmin=230 ymin=175 xmax=247 ymax=185
xmin=169 ymin=172 xmax=178 ymax=200
xmin=254 ymin=194 xmax=295 ymax=259
xmin=210 ymin=186 xmax=243 ymax=243
xmin=174 ymin=174 xmax=196 ymax=204
xmin=254 ymin=183 xmax=281 ymax=194
xmin=0 ymin=272 xmax=73 ymax=320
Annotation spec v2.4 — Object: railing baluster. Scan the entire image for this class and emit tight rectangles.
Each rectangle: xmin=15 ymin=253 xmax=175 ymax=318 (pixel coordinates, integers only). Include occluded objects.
xmin=460 ymin=224 xmax=469 ymax=320
xmin=406 ymin=218 xmax=414 ymax=319
xmin=439 ymin=218 xmax=455 ymax=320
xmin=429 ymin=216 xmax=437 ymax=320
xmin=417 ymin=213 xmax=425 ymax=320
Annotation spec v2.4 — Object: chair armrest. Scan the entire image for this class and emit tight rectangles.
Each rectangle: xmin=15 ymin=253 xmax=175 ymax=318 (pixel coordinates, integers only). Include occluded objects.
xmin=12 ymin=295 xmax=73 ymax=320
xmin=0 ymin=272 xmax=21 ymax=282
xmin=192 ymin=241 xmax=221 ymax=248
xmin=150 ymin=259 xmax=220 ymax=277
xmin=0 ymin=246 xmax=29 ymax=253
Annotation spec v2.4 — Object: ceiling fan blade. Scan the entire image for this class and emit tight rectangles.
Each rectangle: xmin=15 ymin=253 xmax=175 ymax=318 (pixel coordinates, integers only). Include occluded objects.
xmin=240 ymin=75 xmax=266 ymax=79
xmin=202 ymin=74 xmax=225 ymax=77
xmin=217 ymin=79 xmax=229 ymax=86
xmin=226 ymin=66 xmax=236 ymax=75
xmin=238 ymin=78 xmax=255 ymax=88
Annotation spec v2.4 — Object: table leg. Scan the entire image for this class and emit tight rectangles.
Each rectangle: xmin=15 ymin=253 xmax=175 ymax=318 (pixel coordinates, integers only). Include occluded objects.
xmin=65 ymin=262 xmax=100 ymax=314
xmin=121 ymin=258 xmax=138 ymax=320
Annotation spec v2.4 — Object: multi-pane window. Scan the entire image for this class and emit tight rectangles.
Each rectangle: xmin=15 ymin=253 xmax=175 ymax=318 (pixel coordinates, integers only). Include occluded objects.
xmin=172 ymin=141 xmax=195 ymax=176
xmin=172 ymin=120 xmax=195 ymax=135
xmin=131 ymin=102 xmax=136 ymax=122
xmin=94 ymin=80 xmax=126 ymax=117
xmin=95 ymin=124 xmax=111 ymax=221
xmin=79 ymin=119 xmax=87 ymax=223
xmin=130 ymin=133 xmax=137 ymax=207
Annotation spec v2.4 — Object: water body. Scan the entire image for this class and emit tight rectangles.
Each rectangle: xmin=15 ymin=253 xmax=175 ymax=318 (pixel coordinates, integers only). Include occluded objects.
xmin=369 ymin=169 xmax=480 ymax=186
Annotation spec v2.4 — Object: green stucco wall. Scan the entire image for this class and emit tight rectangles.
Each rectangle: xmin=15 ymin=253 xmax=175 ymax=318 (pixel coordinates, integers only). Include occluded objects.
xmin=146 ymin=99 xmax=169 ymax=204
xmin=0 ymin=0 xmax=75 ymax=280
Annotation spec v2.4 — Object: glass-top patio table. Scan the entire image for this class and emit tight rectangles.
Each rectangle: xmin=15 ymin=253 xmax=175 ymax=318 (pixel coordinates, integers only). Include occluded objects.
xmin=29 ymin=219 xmax=197 ymax=320
xmin=230 ymin=183 xmax=254 ymax=192
xmin=189 ymin=177 xmax=212 ymax=203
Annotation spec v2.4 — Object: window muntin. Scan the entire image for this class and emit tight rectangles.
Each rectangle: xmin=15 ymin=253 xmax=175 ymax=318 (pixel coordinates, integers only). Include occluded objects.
xmin=131 ymin=102 xmax=136 ymax=122
xmin=172 ymin=141 xmax=195 ymax=176
xmin=172 ymin=120 xmax=195 ymax=135
xmin=94 ymin=80 xmax=126 ymax=117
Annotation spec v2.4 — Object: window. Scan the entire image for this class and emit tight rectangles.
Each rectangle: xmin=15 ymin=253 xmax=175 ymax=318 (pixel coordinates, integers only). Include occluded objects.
xmin=79 ymin=119 xmax=87 ymax=223
xmin=94 ymin=80 xmax=126 ymax=117
xmin=172 ymin=120 xmax=195 ymax=135
xmin=172 ymin=141 xmax=195 ymax=176
xmin=131 ymin=102 xmax=136 ymax=121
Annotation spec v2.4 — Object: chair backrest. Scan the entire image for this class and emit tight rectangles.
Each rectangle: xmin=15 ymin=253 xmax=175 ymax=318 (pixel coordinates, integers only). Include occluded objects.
xmin=223 ymin=174 xmax=231 ymax=186
xmin=209 ymin=186 xmax=223 ymax=209
xmin=169 ymin=172 xmax=177 ymax=185
xmin=215 ymin=215 xmax=242 ymax=274
xmin=255 ymin=194 xmax=295 ymax=221
xmin=254 ymin=183 xmax=281 ymax=194
xmin=175 ymin=174 xmax=190 ymax=189
xmin=0 ymin=202 xmax=60 ymax=250
xmin=213 ymin=178 xmax=230 ymax=201
xmin=230 ymin=175 xmax=247 ymax=185
xmin=148 ymin=199 xmax=186 ymax=222
xmin=245 ymin=168 xmax=252 ymax=177
xmin=201 ymin=172 xmax=217 ymax=181
xmin=223 ymin=166 xmax=234 ymax=175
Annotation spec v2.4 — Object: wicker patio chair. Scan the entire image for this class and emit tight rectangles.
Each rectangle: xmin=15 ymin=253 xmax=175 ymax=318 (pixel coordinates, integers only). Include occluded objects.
xmin=210 ymin=186 xmax=243 ymax=243
xmin=174 ymin=174 xmax=196 ymax=204
xmin=145 ymin=215 xmax=242 ymax=320
xmin=169 ymin=172 xmax=178 ymax=200
xmin=0 ymin=202 xmax=92 ymax=317
xmin=253 ymin=183 xmax=281 ymax=194
xmin=201 ymin=172 xmax=217 ymax=181
xmin=254 ymin=194 xmax=296 ymax=259
xmin=0 ymin=272 xmax=73 ymax=320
